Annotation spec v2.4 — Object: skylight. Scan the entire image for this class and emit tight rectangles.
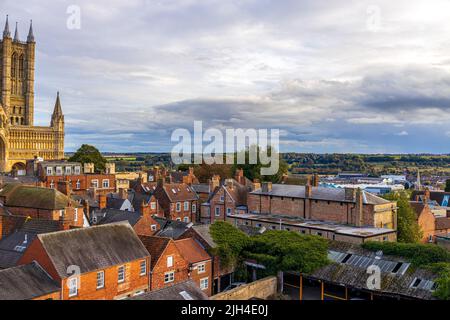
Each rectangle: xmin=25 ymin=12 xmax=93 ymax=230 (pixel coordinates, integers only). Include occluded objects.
xmin=179 ymin=291 xmax=193 ymax=300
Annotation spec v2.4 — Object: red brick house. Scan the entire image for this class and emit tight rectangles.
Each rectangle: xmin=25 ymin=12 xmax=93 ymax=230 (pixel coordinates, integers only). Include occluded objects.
xmin=410 ymin=201 xmax=436 ymax=243
xmin=139 ymin=235 xmax=189 ymax=291
xmin=174 ymin=238 xmax=213 ymax=296
xmin=0 ymin=184 xmax=85 ymax=228
xmin=18 ymin=222 xmax=150 ymax=300
xmin=152 ymin=181 xmax=199 ymax=223
xmin=201 ymin=179 xmax=248 ymax=224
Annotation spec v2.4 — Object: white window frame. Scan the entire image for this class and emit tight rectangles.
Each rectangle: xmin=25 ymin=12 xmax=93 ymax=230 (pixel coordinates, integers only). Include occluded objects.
xmin=183 ymin=217 xmax=189 ymax=223
xmin=76 ymin=180 xmax=81 ymax=189
xmin=200 ymin=277 xmax=209 ymax=290
xmin=176 ymin=202 xmax=181 ymax=212
xmin=49 ymin=181 xmax=54 ymax=189
xmin=215 ymin=207 xmax=220 ymax=217
xmin=151 ymin=224 xmax=157 ymax=231
xmin=184 ymin=201 xmax=189 ymax=211
xmin=56 ymin=166 xmax=63 ymax=175
xmin=150 ymin=202 xmax=156 ymax=210
xmin=102 ymin=179 xmax=110 ymax=188
xmin=96 ymin=271 xmax=105 ymax=289
xmin=46 ymin=167 xmax=53 ymax=176
xmin=140 ymin=260 xmax=147 ymax=276
xmin=227 ymin=208 xmax=232 ymax=216
xmin=74 ymin=208 xmax=78 ymax=222
xmin=197 ymin=263 xmax=206 ymax=274
xmin=74 ymin=166 xmax=81 ymax=175
xmin=164 ymin=271 xmax=175 ymax=283
xmin=118 ymin=265 xmax=125 ymax=283
xmin=91 ymin=179 xmax=99 ymax=188
xmin=192 ymin=204 xmax=196 ymax=213
xmin=68 ymin=277 xmax=78 ymax=297
xmin=167 ymin=256 xmax=173 ymax=268
xmin=65 ymin=167 xmax=72 ymax=175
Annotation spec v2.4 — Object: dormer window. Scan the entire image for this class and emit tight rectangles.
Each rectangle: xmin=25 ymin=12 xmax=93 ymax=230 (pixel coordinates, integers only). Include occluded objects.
xmin=65 ymin=167 xmax=72 ymax=175
xmin=56 ymin=167 xmax=63 ymax=175
xmin=46 ymin=167 xmax=53 ymax=175
xmin=74 ymin=166 xmax=81 ymax=175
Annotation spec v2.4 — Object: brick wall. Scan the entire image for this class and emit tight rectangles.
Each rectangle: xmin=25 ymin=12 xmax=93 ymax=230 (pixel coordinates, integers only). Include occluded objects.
xmin=211 ymin=276 xmax=278 ymax=300
xmin=189 ymin=260 xmax=213 ymax=296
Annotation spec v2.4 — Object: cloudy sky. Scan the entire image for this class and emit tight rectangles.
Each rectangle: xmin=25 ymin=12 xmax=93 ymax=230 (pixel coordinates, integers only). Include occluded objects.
xmin=2 ymin=0 xmax=450 ymax=153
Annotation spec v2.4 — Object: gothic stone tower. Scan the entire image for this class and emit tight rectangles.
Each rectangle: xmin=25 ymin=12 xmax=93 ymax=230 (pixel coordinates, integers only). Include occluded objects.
xmin=0 ymin=16 xmax=64 ymax=172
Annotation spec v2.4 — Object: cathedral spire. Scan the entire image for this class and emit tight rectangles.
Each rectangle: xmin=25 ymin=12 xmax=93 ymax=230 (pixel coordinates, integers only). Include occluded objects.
xmin=27 ymin=20 xmax=34 ymax=43
xmin=3 ymin=15 xmax=11 ymax=38
xmin=13 ymin=21 xmax=19 ymax=41
xmin=53 ymin=92 xmax=63 ymax=116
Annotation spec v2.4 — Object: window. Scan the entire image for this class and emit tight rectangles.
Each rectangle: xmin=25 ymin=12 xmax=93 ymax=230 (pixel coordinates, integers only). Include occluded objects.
xmin=91 ymin=180 xmax=99 ymax=188
xmin=74 ymin=166 xmax=81 ymax=174
xmin=256 ymin=223 xmax=262 ymax=228
xmin=184 ymin=201 xmax=189 ymax=211
xmin=96 ymin=271 xmax=104 ymax=289
xmin=102 ymin=179 xmax=110 ymax=188
xmin=151 ymin=224 xmax=157 ymax=231
xmin=167 ymin=256 xmax=173 ymax=267
xmin=150 ymin=202 xmax=156 ymax=210
xmin=118 ymin=266 xmax=125 ymax=283
xmin=226 ymin=208 xmax=232 ymax=216
xmin=68 ymin=277 xmax=78 ymax=297
xmin=74 ymin=208 xmax=78 ymax=222
xmin=192 ymin=204 xmax=196 ymax=213
xmin=176 ymin=202 xmax=181 ymax=212
xmin=140 ymin=260 xmax=146 ymax=276
xmin=197 ymin=264 xmax=206 ymax=274
xmin=215 ymin=207 xmax=220 ymax=216
xmin=164 ymin=272 xmax=175 ymax=283
xmin=411 ymin=278 xmax=422 ymax=288
xmin=65 ymin=167 xmax=72 ymax=175
xmin=49 ymin=181 xmax=55 ymax=189
xmin=220 ymin=195 xmax=224 ymax=201
xmin=184 ymin=217 xmax=189 ymax=223
xmin=200 ymin=278 xmax=209 ymax=290
xmin=46 ymin=167 xmax=53 ymax=175
xmin=59 ymin=210 xmax=65 ymax=218
xmin=56 ymin=167 xmax=63 ymax=175
xmin=76 ymin=180 xmax=81 ymax=189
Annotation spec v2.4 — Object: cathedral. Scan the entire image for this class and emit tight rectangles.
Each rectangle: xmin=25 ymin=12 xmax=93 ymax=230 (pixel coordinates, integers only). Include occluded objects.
xmin=0 ymin=16 xmax=64 ymax=172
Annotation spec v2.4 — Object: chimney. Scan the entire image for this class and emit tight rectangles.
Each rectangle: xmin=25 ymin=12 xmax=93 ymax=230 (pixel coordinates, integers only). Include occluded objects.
xmin=189 ymin=166 xmax=194 ymax=176
xmin=209 ymin=175 xmax=220 ymax=192
xmin=312 ymin=174 xmax=319 ymax=187
xmin=98 ymin=194 xmax=107 ymax=210
xmin=141 ymin=200 xmax=150 ymax=218
xmin=424 ymin=188 xmax=431 ymax=202
xmin=138 ymin=173 xmax=144 ymax=185
xmin=82 ymin=200 xmax=90 ymax=217
xmin=261 ymin=182 xmax=273 ymax=193
xmin=345 ymin=187 xmax=356 ymax=201
xmin=57 ymin=180 xmax=71 ymax=196
xmin=157 ymin=177 xmax=165 ymax=188
xmin=252 ymin=179 xmax=261 ymax=191
xmin=88 ymin=187 xmax=97 ymax=200
xmin=355 ymin=188 xmax=364 ymax=227
xmin=235 ymin=168 xmax=244 ymax=184
xmin=305 ymin=184 xmax=312 ymax=198
xmin=226 ymin=179 xmax=234 ymax=190
xmin=118 ymin=188 xmax=128 ymax=200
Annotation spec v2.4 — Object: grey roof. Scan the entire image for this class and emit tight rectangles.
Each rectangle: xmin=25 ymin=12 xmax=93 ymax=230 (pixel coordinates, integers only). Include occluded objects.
xmin=96 ymin=209 xmax=141 ymax=226
xmin=37 ymin=222 xmax=150 ymax=278
xmin=251 ymin=184 xmax=390 ymax=205
xmin=0 ymin=262 xmax=60 ymax=300
xmin=128 ymin=280 xmax=208 ymax=300
xmin=154 ymin=217 xmax=191 ymax=239
xmin=191 ymin=224 xmax=216 ymax=248
xmin=191 ymin=184 xmax=211 ymax=194
xmin=0 ymin=249 xmax=22 ymax=269
xmin=27 ymin=20 xmax=34 ymax=42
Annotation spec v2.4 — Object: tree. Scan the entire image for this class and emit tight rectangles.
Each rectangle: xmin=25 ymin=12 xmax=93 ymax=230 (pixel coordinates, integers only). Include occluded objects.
xmin=232 ymin=145 xmax=288 ymax=183
xmin=69 ymin=144 xmax=107 ymax=173
xmin=445 ymin=179 xmax=450 ymax=192
xmin=383 ymin=191 xmax=423 ymax=243
xmin=245 ymin=230 xmax=329 ymax=276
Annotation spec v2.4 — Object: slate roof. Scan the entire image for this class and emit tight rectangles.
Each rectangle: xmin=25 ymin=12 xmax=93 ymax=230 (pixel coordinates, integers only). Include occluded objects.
xmin=0 ymin=184 xmax=80 ymax=210
xmin=191 ymin=224 xmax=216 ymax=248
xmin=191 ymin=184 xmax=211 ymax=194
xmin=128 ymin=280 xmax=208 ymax=300
xmin=37 ymin=222 xmax=150 ymax=278
xmin=106 ymin=196 xmax=127 ymax=210
xmin=0 ymin=262 xmax=60 ymax=300
xmin=435 ymin=217 xmax=450 ymax=230
xmin=95 ymin=209 xmax=142 ymax=226
xmin=139 ymin=235 xmax=171 ymax=269
xmin=0 ymin=249 xmax=22 ymax=269
xmin=154 ymin=217 xmax=192 ymax=239
xmin=412 ymin=190 xmax=450 ymax=208
xmin=174 ymin=238 xmax=211 ymax=264
xmin=250 ymin=184 xmax=391 ymax=205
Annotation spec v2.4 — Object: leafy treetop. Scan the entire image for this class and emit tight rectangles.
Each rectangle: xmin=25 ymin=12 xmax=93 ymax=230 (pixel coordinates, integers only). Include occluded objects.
xmin=68 ymin=144 xmax=107 ymax=173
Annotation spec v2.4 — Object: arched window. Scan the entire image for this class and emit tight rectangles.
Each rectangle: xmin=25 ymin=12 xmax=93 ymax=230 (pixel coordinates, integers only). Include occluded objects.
xmin=11 ymin=53 xmax=17 ymax=78
xmin=19 ymin=55 xmax=24 ymax=77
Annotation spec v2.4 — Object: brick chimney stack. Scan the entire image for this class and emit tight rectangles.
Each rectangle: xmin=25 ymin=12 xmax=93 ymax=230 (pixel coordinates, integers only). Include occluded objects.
xmin=252 ymin=179 xmax=261 ymax=191
xmin=235 ymin=169 xmax=244 ymax=185
xmin=312 ymin=174 xmax=319 ymax=187
xmin=261 ymin=182 xmax=273 ymax=193
xmin=141 ymin=200 xmax=150 ymax=218
xmin=209 ymin=175 xmax=221 ymax=192
xmin=424 ymin=188 xmax=431 ymax=203
xmin=345 ymin=187 xmax=356 ymax=201
xmin=355 ymin=188 xmax=364 ymax=227
xmin=57 ymin=180 xmax=71 ymax=196
xmin=118 ymin=188 xmax=128 ymax=200
xmin=98 ymin=194 xmax=107 ymax=210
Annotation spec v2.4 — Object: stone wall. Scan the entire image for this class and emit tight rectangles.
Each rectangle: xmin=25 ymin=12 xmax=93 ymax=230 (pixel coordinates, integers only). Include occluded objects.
xmin=211 ymin=276 xmax=277 ymax=300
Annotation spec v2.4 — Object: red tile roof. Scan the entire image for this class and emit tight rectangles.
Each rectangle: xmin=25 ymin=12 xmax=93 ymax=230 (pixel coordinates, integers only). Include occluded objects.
xmin=174 ymin=238 xmax=211 ymax=264
xmin=139 ymin=235 xmax=171 ymax=269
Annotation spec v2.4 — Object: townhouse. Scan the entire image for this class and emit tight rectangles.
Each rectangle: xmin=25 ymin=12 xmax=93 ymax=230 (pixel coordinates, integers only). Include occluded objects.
xmin=0 ymin=183 xmax=85 ymax=228
xmin=174 ymin=238 xmax=213 ymax=296
xmin=139 ymin=235 xmax=189 ymax=290
xmin=152 ymin=181 xmax=199 ymax=223
xmin=18 ymin=222 xmax=150 ymax=300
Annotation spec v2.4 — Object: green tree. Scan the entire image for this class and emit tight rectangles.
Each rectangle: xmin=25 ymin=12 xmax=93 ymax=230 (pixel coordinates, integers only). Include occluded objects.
xmin=445 ymin=179 xmax=450 ymax=192
xmin=383 ymin=191 xmax=423 ymax=243
xmin=232 ymin=145 xmax=288 ymax=183
xmin=245 ymin=230 xmax=329 ymax=276
xmin=69 ymin=144 xmax=107 ymax=173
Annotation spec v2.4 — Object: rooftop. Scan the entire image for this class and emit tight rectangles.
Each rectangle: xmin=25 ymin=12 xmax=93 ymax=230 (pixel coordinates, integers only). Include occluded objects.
xmin=128 ymin=280 xmax=208 ymax=300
